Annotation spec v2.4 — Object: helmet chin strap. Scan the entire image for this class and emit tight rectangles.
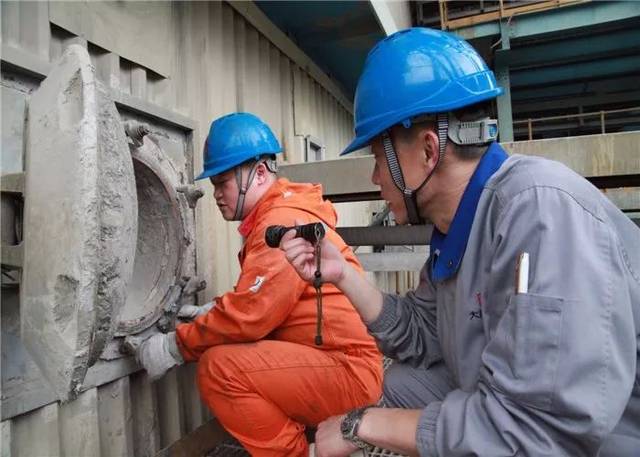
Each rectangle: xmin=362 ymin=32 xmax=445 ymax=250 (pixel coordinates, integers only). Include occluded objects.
xmin=382 ymin=113 xmax=449 ymax=225
xmin=232 ymin=161 xmax=261 ymax=221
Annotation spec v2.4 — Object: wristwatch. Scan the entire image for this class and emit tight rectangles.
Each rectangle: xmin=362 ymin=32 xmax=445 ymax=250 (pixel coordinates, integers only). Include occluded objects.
xmin=340 ymin=406 xmax=373 ymax=450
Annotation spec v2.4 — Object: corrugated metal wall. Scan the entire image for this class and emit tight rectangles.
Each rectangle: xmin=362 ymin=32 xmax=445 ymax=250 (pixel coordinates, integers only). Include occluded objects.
xmin=168 ymin=1 xmax=358 ymax=297
xmin=292 ymin=67 xmax=354 ymax=162
xmin=1 ymin=1 xmax=362 ymax=455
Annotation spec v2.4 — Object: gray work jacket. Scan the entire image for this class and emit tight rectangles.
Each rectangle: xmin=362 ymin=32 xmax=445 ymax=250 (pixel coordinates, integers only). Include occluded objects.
xmin=368 ymin=154 xmax=640 ymax=456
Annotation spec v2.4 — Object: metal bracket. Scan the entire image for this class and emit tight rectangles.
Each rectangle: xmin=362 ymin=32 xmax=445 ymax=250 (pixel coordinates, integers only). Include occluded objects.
xmin=156 ymin=281 xmax=187 ymax=333
xmin=124 ymin=121 xmax=150 ymax=148
xmin=176 ymin=185 xmax=204 ymax=209
xmin=499 ymin=18 xmax=512 ymax=50
xmin=120 ymin=277 xmax=206 ymax=354
xmin=181 ymin=276 xmax=207 ymax=298
xmin=155 ymin=276 xmax=206 ymax=332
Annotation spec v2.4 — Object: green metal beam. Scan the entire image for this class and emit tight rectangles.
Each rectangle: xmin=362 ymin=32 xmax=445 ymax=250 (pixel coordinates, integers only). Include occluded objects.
xmin=511 ymin=74 xmax=640 ymax=101
xmin=495 ymin=28 xmax=640 ymax=69
xmin=496 ymin=20 xmax=514 ymax=142
xmin=510 ymin=54 xmax=640 ymax=88
xmin=513 ymin=90 xmax=640 ymax=114
xmin=455 ymin=1 xmax=640 ymax=40
xmin=456 ymin=21 xmax=499 ymax=40
xmin=496 ymin=67 xmax=514 ymax=142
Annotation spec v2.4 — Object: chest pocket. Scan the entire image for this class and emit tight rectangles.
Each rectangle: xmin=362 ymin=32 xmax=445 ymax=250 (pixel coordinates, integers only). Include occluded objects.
xmin=484 ymin=293 xmax=565 ymax=411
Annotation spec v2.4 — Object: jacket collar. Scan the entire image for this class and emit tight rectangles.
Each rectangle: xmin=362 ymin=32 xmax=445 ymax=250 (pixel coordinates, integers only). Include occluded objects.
xmin=430 ymin=142 xmax=508 ymax=282
xmin=237 ymin=179 xmax=284 ymax=238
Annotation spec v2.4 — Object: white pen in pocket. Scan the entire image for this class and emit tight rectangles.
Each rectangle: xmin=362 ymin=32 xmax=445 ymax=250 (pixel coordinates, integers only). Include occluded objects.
xmin=515 ymin=252 xmax=529 ymax=294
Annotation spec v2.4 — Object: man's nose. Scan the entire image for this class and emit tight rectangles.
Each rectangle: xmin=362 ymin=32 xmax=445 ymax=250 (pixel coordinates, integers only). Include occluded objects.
xmin=371 ymin=164 xmax=380 ymax=186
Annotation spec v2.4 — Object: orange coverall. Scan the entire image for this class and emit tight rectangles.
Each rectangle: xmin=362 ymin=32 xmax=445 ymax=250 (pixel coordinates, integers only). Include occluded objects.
xmin=176 ymin=178 xmax=383 ymax=456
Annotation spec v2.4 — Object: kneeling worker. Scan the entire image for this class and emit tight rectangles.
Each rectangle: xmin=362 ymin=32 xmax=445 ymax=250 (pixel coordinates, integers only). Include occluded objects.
xmin=137 ymin=112 xmax=383 ymax=456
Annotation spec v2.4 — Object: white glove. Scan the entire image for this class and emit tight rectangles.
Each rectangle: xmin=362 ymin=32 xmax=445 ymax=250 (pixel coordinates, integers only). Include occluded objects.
xmin=136 ymin=332 xmax=184 ymax=381
xmin=176 ymin=301 xmax=215 ymax=320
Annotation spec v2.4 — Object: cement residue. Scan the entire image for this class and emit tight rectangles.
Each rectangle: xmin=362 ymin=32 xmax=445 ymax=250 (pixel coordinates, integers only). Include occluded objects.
xmin=88 ymin=80 xmax=138 ymax=366
xmin=59 ymin=71 xmax=83 ymax=129
xmin=21 ymin=45 xmax=98 ymax=400
xmin=53 ymin=274 xmax=79 ymax=333
xmin=21 ymin=45 xmax=137 ymax=400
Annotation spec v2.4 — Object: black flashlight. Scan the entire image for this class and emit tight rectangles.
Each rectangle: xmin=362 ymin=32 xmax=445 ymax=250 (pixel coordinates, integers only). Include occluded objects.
xmin=265 ymin=222 xmax=325 ymax=248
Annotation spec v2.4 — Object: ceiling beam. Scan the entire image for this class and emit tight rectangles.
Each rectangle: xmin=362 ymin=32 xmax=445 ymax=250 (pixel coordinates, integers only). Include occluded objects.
xmin=513 ymin=90 xmax=640 ymax=114
xmin=510 ymin=54 xmax=640 ymax=88
xmin=511 ymin=74 xmax=640 ymax=101
xmin=455 ymin=1 xmax=640 ymax=40
xmin=495 ymin=28 xmax=640 ymax=69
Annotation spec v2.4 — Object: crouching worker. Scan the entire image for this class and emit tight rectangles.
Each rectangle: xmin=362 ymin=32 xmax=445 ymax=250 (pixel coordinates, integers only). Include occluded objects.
xmin=136 ymin=112 xmax=383 ymax=456
xmin=280 ymin=28 xmax=640 ymax=457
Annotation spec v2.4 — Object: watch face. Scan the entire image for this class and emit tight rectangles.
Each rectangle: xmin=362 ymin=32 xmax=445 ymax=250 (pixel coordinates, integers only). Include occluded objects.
xmin=340 ymin=416 xmax=352 ymax=438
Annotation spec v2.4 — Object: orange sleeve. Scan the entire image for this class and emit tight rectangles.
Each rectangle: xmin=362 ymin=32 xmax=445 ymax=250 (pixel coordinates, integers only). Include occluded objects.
xmin=175 ymin=213 xmax=309 ymax=362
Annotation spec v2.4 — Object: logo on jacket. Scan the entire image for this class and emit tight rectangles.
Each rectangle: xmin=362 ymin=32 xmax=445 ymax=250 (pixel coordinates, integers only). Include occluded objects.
xmin=470 ymin=292 xmax=483 ymax=320
xmin=282 ymin=191 xmax=293 ymax=198
xmin=249 ymin=276 xmax=265 ymax=293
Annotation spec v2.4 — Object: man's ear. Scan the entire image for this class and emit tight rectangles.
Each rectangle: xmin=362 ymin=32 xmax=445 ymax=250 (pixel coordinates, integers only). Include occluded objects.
xmin=420 ymin=129 xmax=441 ymax=173
xmin=254 ymin=162 xmax=269 ymax=185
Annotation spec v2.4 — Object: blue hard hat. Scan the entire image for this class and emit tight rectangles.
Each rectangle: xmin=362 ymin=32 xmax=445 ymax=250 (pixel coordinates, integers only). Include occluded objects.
xmin=341 ymin=27 xmax=503 ymax=155
xmin=196 ymin=112 xmax=282 ymax=180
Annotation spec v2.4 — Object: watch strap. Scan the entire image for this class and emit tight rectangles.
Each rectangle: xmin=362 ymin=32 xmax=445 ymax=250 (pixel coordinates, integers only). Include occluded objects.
xmin=341 ymin=406 xmax=373 ymax=450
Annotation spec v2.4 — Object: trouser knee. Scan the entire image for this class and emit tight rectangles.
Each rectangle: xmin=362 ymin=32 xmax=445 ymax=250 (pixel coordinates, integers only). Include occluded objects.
xmin=382 ymin=362 xmax=413 ymax=407
xmin=196 ymin=346 xmax=234 ymax=409
xmin=382 ymin=361 xmax=454 ymax=409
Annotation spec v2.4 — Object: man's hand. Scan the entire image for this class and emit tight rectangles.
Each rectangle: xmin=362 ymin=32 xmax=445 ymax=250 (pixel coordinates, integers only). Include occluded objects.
xmin=280 ymin=220 xmax=347 ymax=285
xmin=280 ymin=218 xmax=384 ymax=324
xmin=177 ymin=301 xmax=215 ymax=321
xmin=136 ymin=332 xmax=184 ymax=381
xmin=314 ymin=415 xmax=359 ymax=457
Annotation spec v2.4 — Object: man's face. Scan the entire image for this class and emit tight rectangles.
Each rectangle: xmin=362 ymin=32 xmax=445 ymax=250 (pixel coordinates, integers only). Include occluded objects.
xmin=210 ymin=169 xmax=239 ymax=220
xmin=370 ymin=127 xmax=434 ymax=225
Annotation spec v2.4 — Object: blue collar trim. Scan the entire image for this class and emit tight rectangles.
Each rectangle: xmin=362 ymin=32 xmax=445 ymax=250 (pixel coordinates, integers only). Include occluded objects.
xmin=430 ymin=142 xmax=508 ymax=282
